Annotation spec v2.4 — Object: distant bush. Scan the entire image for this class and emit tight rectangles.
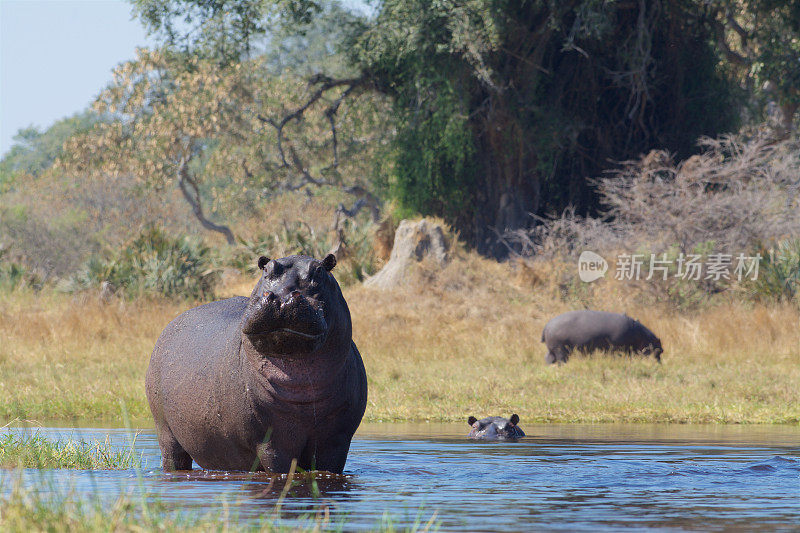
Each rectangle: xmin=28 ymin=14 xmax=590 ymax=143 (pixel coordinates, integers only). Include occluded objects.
xmin=0 ymin=170 xmax=199 ymax=283
xmin=746 ymin=239 xmax=800 ymax=304
xmin=595 ymin=133 xmax=800 ymax=254
xmin=226 ymin=219 xmax=379 ymax=286
xmin=0 ymin=203 xmax=95 ymax=282
xmin=504 ymin=131 xmax=800 ymax=307
xmin=66 ymin=226 xmax=218 ymax=299
xmin=0 ymin=246 xmax=41 ymax=291
xmin=509 ymin=132 xmax=800 ymax=258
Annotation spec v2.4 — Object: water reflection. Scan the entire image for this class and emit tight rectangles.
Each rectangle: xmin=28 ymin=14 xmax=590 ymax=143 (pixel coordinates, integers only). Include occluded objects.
xmin=1 ymin=423 xmax=798 ymax=531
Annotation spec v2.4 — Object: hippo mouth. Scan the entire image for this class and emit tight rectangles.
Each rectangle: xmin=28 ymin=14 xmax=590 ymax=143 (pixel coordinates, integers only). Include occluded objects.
xmin=242 ymin=322 xmax=327 ymax=340
xmin=273 ymin=328 xmax=325 ymax=340
xmin=245 ymin=327 xmax=327 ymax=343
xmin=241 ymin=288 xmax=331 ymax=356
xmin=244 ymin=327 xmax=328 ymax=356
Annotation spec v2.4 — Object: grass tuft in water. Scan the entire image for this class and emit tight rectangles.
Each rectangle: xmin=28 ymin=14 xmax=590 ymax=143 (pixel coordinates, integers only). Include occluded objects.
xmin=0 ymin=482 xmax=436 ymax=532
xmin=0 ymin=433 xmax=138 ymax=469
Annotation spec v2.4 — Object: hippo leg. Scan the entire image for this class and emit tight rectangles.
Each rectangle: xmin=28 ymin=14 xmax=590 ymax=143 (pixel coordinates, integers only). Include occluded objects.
xmin=256 ymin=439 xmax=307 ymax=473
xmin=301 ymin=434 xmax=351 ymax=474
xmin=552 ymin=345 xmax=570 ymax=363
xmin=157 ymin=425 xmax=193 ymax=471
xmin=545 ymin=350 xmax=557 ymax=364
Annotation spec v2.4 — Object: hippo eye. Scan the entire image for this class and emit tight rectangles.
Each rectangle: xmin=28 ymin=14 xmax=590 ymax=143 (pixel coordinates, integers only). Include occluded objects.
xmin=309 ymin=264 xmax=325 ymax=282
xmin=264 ymin=260 xmax=283 ymax=278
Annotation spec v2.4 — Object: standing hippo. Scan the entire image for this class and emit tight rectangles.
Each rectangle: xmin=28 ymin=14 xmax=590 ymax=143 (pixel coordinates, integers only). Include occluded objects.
xmin=541 ymin=310 xmax=662 ymax=364
xmin=145 ymin=254 xmax=367 ymax=474
xmin=467 ymin=414 xmax=525 ymax=439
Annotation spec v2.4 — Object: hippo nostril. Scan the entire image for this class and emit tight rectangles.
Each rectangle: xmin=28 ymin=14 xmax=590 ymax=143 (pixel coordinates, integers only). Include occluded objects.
xmin=262 ymin=291 xmax=276 ymax=301
xmin=291 ymin=290 xmax=301 ymax=299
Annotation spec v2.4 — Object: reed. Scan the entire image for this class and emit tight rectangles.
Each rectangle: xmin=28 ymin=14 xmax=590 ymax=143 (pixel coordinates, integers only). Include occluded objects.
xmin=0 ymin=484 xmax=337 ymax=532
xmin=0 ymin=433 xmax=137 ymax=469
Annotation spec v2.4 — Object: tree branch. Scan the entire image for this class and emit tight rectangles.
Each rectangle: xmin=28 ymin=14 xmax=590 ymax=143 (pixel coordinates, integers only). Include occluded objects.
xmin=256 ymin=74 xmax=381 ymax=243
xmin=342 ymin=185 xmax=381 ymax=222
xmin=287 ymin=145 xmax=330 ymax=188
xmin=710 ymin=13 xmax=750 ymax=67
xmin=177 ymin=157 xmax=236 ymax=244
xmin=258 ymin=75 xmax=365 ymax=168
xmin=324 ymin=82 xmax=359 ymax=167
xmin=725 ymin=11 xmax=751 ymax=53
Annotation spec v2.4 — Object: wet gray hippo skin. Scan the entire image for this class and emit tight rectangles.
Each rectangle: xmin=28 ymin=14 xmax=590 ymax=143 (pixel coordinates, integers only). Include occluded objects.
xmin=468 ymin=415 xmax=525 ymax=439
xmin=541 ymin=310 xmax=663 ymax=364
xmin=145 ymin=254 xmax=367 ymax=474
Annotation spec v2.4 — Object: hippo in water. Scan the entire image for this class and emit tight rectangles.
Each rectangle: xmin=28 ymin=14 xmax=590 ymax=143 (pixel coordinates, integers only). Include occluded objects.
xmin=541 ymin=310 xmax=662 ymax=364
xmin=145 ymin=254 xmax=367 ymax=474
xmin=467 ymin=414 xmax=525 ymax=439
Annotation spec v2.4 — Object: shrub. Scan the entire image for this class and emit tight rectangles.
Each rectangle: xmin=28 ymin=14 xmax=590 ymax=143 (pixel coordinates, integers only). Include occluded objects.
xmin=229 ymin=221 xmax=331 ymax=275
xmin=596 ymin=133 xmax=800 ymax=253
xmin=510 ymin=132 xmax=800 ymax=258
xmin=505 ymin=130 xmax=800 ymax=307
xmin=747 ymin=239 xmax=800 ymax=303
xmin=226 ymin=219 xmax=379 ymax=286
xmin=0 ymin=246 xmax=41 ymax=291
xmin=67 ymin=226 xmax=218 ymax=300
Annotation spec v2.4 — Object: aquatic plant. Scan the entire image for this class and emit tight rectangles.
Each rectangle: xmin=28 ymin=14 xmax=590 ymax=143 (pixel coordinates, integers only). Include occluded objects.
xmin=0 ymin=433 xmax=138 ymax=470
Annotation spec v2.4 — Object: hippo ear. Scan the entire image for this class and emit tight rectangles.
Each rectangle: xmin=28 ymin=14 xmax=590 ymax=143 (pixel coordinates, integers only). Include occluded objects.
xmin=257 ymin=256 xmax=270 ymax=270
xmin=468 ymin=416 xmax=477 ymax=426
xmin=322 ymin=253 xmax=337 ymax=272
xmin=509 ymin=414 xmax=520 ymax=426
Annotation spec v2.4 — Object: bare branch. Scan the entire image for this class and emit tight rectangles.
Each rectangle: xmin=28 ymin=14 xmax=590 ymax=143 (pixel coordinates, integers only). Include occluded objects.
xmin=323 ymin=83 xmax=359 ymax=167
xmin=287 ymin=145 xmax=329 ymax=188
xmin=258 ymin=75 xmax=365 ymax=169
xmin=256 ymin=74 xmax=381 ymax=238
xmin=710 ymin=13 xmax=750 ymax=66
xmin=177 ymin=158 xmax=236 ymax=244
xmin=725 ymin=11 xmax=751 ymax=54
xmin=342 ymin=185 xmax=381 ymax=222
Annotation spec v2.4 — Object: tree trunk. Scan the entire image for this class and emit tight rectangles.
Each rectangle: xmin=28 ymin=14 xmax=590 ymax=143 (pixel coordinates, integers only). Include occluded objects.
xmin=468 ymin=102 xmax=542 ymax=258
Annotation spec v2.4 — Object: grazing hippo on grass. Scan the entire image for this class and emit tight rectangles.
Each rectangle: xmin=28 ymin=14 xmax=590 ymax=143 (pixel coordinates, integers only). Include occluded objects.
xmin=145 ymin=254 xmax=367 ymax=474
xmin=467 ymin=414 xmax=525 ymax=440
xmin=541 ymin=310 xmax=663 ymax=364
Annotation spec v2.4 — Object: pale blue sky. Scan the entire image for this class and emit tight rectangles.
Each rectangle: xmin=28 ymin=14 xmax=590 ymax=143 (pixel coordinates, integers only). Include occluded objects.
xmin=0 ymin=0 xmax=372 ymax=157
xmin=1 ymin=0 xmax=153 ymax=155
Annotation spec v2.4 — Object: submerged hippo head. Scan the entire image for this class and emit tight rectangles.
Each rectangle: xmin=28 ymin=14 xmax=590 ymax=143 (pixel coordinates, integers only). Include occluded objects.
xmin=242 ymin=254 xmax=350 ymax=356
xmin=467 ymin=414 xmax=525 ymax=440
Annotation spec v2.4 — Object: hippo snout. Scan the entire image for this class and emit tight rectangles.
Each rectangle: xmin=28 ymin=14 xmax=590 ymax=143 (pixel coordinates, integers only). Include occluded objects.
xmin=653 ymin=346 xmax=663 ymax=362
xmin=242 ymin=291 xmax=328 ymax=355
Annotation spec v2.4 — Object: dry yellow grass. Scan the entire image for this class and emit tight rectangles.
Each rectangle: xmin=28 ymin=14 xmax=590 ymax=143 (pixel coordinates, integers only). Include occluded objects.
xmin=1 ymin=251 xmax=798 ymax=424
xmin=348 ymin=253 xmax=800 ymax=423
xmin=0 ymin=290 xmax=182 ymax=422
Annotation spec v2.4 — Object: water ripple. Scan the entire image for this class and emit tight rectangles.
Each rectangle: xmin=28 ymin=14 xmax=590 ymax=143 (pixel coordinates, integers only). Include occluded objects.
xmin=1 ymin=423 xmax=799 ymax=531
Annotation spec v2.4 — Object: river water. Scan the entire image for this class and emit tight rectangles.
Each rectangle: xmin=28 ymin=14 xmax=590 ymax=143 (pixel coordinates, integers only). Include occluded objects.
xmin=2 ymin=423 xmax=799 ymax=530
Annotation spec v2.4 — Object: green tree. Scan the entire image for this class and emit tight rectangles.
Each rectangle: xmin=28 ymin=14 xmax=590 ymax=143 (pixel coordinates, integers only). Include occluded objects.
xmin=0 ymin=112 xmax=98 ymax=190
xmin=125 ymin=0 xmax=800 ymax=256
xmin=710 ymin=0 xmax=800 ymax=135
xmin=130 ymin=0 xmax=321 ymax=63
xmin=61 ymin=49 xmax=255 ymax=243
xmin=348 ymin=0 xmax=741 ymax=254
